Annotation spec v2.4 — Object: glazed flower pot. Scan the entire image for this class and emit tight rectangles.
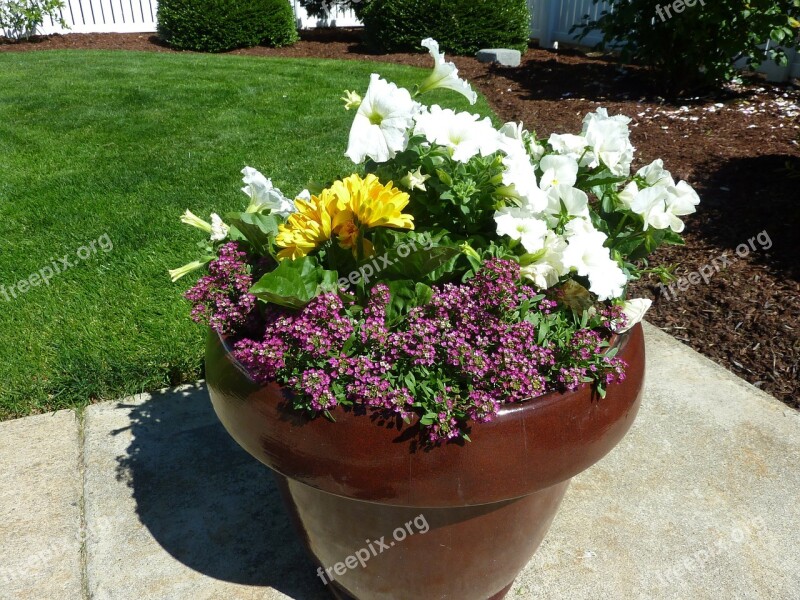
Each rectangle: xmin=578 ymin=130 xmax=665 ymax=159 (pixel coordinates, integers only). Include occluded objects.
xmin=206 ymin=323 xmax=645 ymax=600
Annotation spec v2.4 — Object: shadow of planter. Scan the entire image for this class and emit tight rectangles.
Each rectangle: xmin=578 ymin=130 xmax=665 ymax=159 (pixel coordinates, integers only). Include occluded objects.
xmin=113 ymin=385 xmax=328 ymax=599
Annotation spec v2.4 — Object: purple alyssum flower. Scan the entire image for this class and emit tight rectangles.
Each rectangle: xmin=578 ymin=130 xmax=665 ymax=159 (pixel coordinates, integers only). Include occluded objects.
xmin=195 ymin=257 xmax=627 ymax=444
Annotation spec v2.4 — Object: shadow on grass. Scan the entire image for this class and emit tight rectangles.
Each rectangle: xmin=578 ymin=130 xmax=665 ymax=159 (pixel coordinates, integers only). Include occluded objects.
xmin=114 ymin=384 xmax=328 ymax=600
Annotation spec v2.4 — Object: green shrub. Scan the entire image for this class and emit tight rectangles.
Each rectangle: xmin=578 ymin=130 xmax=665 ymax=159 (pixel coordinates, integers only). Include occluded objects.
xmin=157 ymin=0 xmax=299 ymax=53
xmin=0 ymin=0 xmax=67 ymax=41
xmin=573 ymin=0 xmax=800 ymax=95
xmin=360 ymin=0 xmax=530 ymax=55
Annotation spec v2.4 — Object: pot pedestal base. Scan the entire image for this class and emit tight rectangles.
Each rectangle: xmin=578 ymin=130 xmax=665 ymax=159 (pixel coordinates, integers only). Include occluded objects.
xmin=275 ymin=474 xmax=570 ymax=600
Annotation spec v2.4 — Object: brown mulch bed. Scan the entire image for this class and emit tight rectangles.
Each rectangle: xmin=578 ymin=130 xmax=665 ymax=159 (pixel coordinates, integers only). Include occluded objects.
xmin=3 ymin=29 xmax=799 ymax=408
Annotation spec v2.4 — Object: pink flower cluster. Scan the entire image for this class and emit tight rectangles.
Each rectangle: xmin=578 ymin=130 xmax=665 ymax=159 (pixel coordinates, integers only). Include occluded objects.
xmin=184 ymin=243 xmax=256 ymax=335
xmin=223 ymin=258 xmax=627 ymax=444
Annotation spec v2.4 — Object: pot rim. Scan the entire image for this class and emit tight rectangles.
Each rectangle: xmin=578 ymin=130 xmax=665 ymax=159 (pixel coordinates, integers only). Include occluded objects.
xmin=206 ymin=324 xmax=644 ymax=505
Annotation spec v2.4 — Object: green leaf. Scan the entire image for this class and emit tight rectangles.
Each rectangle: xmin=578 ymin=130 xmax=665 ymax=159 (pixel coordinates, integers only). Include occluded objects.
xmin=226 ymin=212 xmax=281 ymax=255
xmin=662 ymin=230 xmax=685 ymax=246
xmin=420 ymin=413 xmax=438 ymax=425
xmin=384 ymin=280 xmax=432 ymax=323
xmin=580 ymin=172 xmax=628 ymax=187
xmin=436 ymin=169 xmax=454 ymax=187
xmin=614 ymin=234 xmax=646 ymax=257
xmin=770 ymin=27 xmax=786 ymax=43
xmin=250 ymin=256 xmax=338 ymax=309
xmin=380 ymin=245 xmax=461 ymax=282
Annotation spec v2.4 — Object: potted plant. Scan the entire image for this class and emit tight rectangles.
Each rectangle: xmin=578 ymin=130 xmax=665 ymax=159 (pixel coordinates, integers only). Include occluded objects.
xmin=170 ymin=38 xmax=699 ymax=600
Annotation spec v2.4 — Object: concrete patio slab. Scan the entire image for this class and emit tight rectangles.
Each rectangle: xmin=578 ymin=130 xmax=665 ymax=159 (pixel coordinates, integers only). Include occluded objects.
xmin=1 ymin=323 xmax=798 ymax=599
xmin=514 ymin=322 xmax=800 ymax=599
xmin=82 ymin=383 xmax=323 ymax=600
xmin=0 ymin=410 xmax=82 ymax=600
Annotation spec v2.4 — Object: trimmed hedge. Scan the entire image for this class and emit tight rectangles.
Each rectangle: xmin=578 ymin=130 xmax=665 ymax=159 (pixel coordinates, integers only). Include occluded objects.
xmin=157 ymin=0 xmax=299 ymax=53
xmin=360 ymin=0 xmax=530 ymax=55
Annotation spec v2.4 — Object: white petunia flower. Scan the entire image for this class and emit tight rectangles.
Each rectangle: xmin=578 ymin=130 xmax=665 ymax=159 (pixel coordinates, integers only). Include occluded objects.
xmin=544 ymin=185 xmax=590 ymax=226
xmin=614 ymin=298 xmax=652 ymax=333
xmin=668 ymin=180 xmax=701 ymax=214
xmin=547 ymin=133 xmax=589 ymax=161
xmin=345 ymin=74 xmax=418 ymax=164
xmin=581 ymin=108 xmax=635 ymax=176
xmin=629 ymin=185 xmax=695 ymax=233
xmin=539 ymin=154 xmax=579 ymax=190
xmin=520 ymin=231 xmax=569 ymax=290
xmin=586 ymin=258 xmax=628 ymax=301
xmin=501 ymin=152 xmax=549 ymax=213
xmin=635 ymin=159 xmax=675 ymax=187
xmin=413 ymin=105 xmax=502 ymax=162
xmin=241 ymin=167 xmax=296 ymax=217
xmin=562 ymin=218 xmax=627 ymax=300
xmin=626 ymin=164 xmax=699 ymax=232
xmin=494 ymin=207 xmax=549 ymax=254
xmin=209 ymin=213 xmax=229 ymax=242
xmin=401 ymin=167 xmax=431 ymax=191
xmin=418 ymin=38 xmax=478 ymax=105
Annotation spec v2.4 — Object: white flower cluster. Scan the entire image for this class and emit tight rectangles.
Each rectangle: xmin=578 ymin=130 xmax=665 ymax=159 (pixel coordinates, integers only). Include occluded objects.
xmin=345 ymin=38 xmax=479 ymax=165
xmin=618 ymin=159 xmax=700 ymax=233
xmin=493 ymin=108 xmax=639 ymax=301
xmin=342 ymin=38 xmax=700 ymax=313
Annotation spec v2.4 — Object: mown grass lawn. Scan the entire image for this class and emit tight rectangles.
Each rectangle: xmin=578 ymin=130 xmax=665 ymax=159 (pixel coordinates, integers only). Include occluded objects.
xmin=0 ymin=50 xmax=494 ymax=419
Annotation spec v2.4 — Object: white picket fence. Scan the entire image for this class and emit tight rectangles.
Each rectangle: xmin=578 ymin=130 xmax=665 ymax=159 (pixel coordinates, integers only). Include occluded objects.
xmin=26 ymin=0 xmax=612 ymax=39
xmin=529 ymin=0 xmax=608 ymax=48
xmin=38 ymin=0 xmax=157 ymax=34
xmin=28 ymin=0 xmax=800 ymax=81
xmin=34 ymin=0 xmax=360 ymax=34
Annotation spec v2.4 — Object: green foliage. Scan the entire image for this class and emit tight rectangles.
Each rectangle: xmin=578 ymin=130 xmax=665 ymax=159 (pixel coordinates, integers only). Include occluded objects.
xmin=360 ymin=0 xmax=531 ymax=55
xmin=574 ymin=0 xmax=800 ymax=94
xmin=369 ymin=137 xmax=510 ymax=241
xmin=250 ymin=256 xmax=339 ymax=309
xmin=226 ymin=212 xmax=281 ymax=256
xmin=157 ymin=0 xmax=298 ymax=53
xmin=0 ymin=0 xmax=66 ymax=40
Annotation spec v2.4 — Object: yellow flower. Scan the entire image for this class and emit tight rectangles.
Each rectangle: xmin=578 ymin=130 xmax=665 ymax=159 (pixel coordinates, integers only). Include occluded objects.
xmin=330 ymin=173 xmax=414 ymax=231
xmin=275 ymin=189 xmax=339 ymax=260
xmin=275 ymin=173 xmax=414 ymax=260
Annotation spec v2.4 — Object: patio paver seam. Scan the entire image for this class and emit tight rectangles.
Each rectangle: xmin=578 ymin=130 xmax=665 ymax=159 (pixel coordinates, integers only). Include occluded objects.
xmin=78 ymin=409 xmax=90 ymax=600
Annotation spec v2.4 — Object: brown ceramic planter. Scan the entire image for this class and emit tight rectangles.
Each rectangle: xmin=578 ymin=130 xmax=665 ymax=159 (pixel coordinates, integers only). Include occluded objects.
xmin=206 ymin=323 xmax=645 ymax=600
